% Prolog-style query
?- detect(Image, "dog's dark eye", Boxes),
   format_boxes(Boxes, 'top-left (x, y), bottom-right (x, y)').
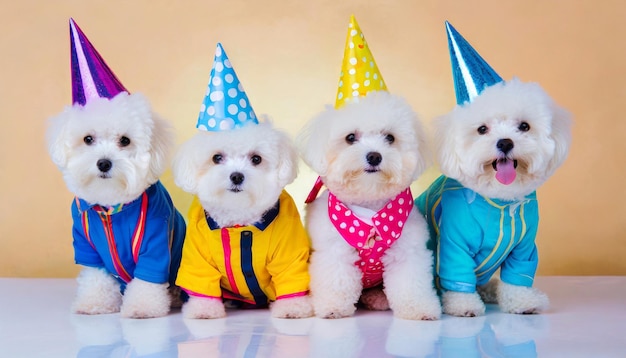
top-left (212, 154), bottom-right (223, 164)
top-left (119, 136), bottom-right (131, 147)
top-left (83, 135), bottom-right (94, 145)
top-left (518, 122), bottom-right (531, 132)
top-left (385, 134), bottom-right (395, 144)
top-left (345, 133), bottom-right (357, 144)
top-left (250, 155), bottom-right (262, 166)
top-left (477, 125), bottom-right (489, 135)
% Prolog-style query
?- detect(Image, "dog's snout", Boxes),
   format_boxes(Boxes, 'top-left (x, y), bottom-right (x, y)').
top-left (230, 172), bottom-right (245, 185)
top-left (97, 159), bottom-right (112, 173)
top-left (366, 152), bottom-right (382, 166)
top-left (496, 139), bottom-right (514, 154)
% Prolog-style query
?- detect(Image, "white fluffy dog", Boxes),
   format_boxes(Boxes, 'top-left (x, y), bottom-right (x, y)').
top-left (47, 92), bottom-right (186, 318)
top-left (298, 91), bottom-right (441, 320)
top-left (173, 122), bottom-right (313, 319)
top-left (416, 78), bottom-right (572, 316)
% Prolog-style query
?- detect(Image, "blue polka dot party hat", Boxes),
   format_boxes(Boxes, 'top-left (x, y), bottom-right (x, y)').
top-left (197, 43), bottom-right (258, 131)
top-left (445, 21), bottom-right (503, 105)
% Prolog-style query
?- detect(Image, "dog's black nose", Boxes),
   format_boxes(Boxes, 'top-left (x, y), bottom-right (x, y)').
top-left (366, 152), bottom-right (382, 167)
top-left (230, 172), bottom-right (245, 185)
top-left (496, 139), bottom-right (514, 154)
top-left (97, 159), bottom-right (112, 173)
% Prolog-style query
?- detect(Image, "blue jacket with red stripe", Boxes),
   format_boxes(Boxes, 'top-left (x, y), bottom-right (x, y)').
top-left (71, 181), bottom-right (186, 287)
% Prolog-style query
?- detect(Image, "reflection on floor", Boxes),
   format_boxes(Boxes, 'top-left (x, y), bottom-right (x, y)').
top-left (1, 277), bottom-right (625, 357)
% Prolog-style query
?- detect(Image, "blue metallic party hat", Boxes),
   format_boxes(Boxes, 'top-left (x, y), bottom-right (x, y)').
top-left (196, 43), bottom-right (258, 131)
top-left (445, 21), bottom-right (503, 105)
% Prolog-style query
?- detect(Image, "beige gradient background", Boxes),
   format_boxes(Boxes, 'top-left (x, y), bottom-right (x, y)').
top-left (1, 1), bottom-right (624, 278)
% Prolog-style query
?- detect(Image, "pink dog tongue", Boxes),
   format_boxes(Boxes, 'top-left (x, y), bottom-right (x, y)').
top-left (495, 160), bottom-right (516, 185)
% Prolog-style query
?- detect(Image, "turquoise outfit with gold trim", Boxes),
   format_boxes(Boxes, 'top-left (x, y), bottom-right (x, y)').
top-left (415, 176), bottom-right (539, 293)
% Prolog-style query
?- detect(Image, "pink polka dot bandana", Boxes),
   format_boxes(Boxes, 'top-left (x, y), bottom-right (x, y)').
top-left (328, 188), bottom-right (413, 288)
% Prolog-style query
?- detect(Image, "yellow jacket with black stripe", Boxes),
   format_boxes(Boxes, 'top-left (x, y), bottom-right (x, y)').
top-left (176, 191), bottom-right (310, 304)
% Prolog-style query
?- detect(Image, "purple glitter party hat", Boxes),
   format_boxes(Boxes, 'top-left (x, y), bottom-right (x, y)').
top-left (69, 18), bottom-right (128, 105)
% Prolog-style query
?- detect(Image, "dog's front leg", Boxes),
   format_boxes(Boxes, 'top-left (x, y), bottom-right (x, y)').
top-left (442, 290), bottom-right (485, 317)
top-left (72, 266), bottom-right (122, 315)
top-left (270, 295), bottom-right (314, 319)
top-left (182, 296), bottom-right (226, 319)
top-left (496, 231), bottom-right (548, 314)
top-left (382, 234), bottom-right (441, 320)
top-left (309, 246), bottom-right (362, 318)
top-left (120, 278), bottom-right (171, 318)
top-left (497, 281), bottom-right (549, 314)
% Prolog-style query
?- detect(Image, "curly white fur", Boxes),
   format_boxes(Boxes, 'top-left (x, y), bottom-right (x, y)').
top-left (72, 267), bottom-right (122, 315)
top-left (182, 296), bottom-right (226, 319)
top-left (298, 91), bottom-right (441, 320)
top-left (432, 79), bottom-right (571, 316)
top-left (173, 122), bottom-right (297, 227)
top-left (434, 78), bottom-right (571, 201)
top-left (47, 93), bottom-right (172, 206)
top-left (497, 281), bottom-right (549, 314)
top-left (299, 92), bottom-right (430, 204)
top-left (47, 92), bottom-right (175, 318)
top-left (441, 291), bottom-right (485, 317)
top-left (270, 296), bottom-right (314, 319)
top-left (173, 122), bottom-right (313, 318)
top-left (120, 278), bottom-right (171, 318)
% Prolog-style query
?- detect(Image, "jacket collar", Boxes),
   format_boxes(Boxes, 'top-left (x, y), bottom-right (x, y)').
top-left (205, 200), bottom-right (280, 232)
top-left (74, 182), bottom-right (158, 215)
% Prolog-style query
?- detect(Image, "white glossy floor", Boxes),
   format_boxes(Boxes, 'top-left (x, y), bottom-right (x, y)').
top-left (1, 277), bottom-right (625, 357)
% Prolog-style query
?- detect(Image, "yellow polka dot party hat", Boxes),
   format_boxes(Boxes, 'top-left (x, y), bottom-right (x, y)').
top-left (335, 15), bottom-right (387, 109)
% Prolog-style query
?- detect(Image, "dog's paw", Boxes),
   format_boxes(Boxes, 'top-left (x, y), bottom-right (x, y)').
top-left (182, 296), bottom-right (226, 319)
top-left (497, 282), bottom-right (549, 314)
top-left (270, 296), bottom-right (314, 319)
top-left (72, 267), bottom-right (122, 315)
top-left (359, 287), bottom-right (389, 311)
top-left (391, 294), bottom-right (442, 321)
top-left (312, 298), bottom-right (357, 319)
top-left (442, 291), bottom-right (486, 317)
top-left (120, 279), bottom-right (171, 319)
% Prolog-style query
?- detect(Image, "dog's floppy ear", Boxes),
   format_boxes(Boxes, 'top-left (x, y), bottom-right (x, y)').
top-left (433, 112), bottom-right (464, 180)
top-left (275, 130), bottom-right (298, 187)
top-left (46, 110), bottom-right (71, 168)
top-left (172, 134), bottom-right (203, 194)
top-left (148, 113), bottom-right (174, 181)
top-left (123, 93), bottom-right (174, 182)
top-left (296, 108), bottom-right (332, 176)
top-left (409, 113), bottom-right (432, 181)
top-left (547, 104), bottom-right (572, 174)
